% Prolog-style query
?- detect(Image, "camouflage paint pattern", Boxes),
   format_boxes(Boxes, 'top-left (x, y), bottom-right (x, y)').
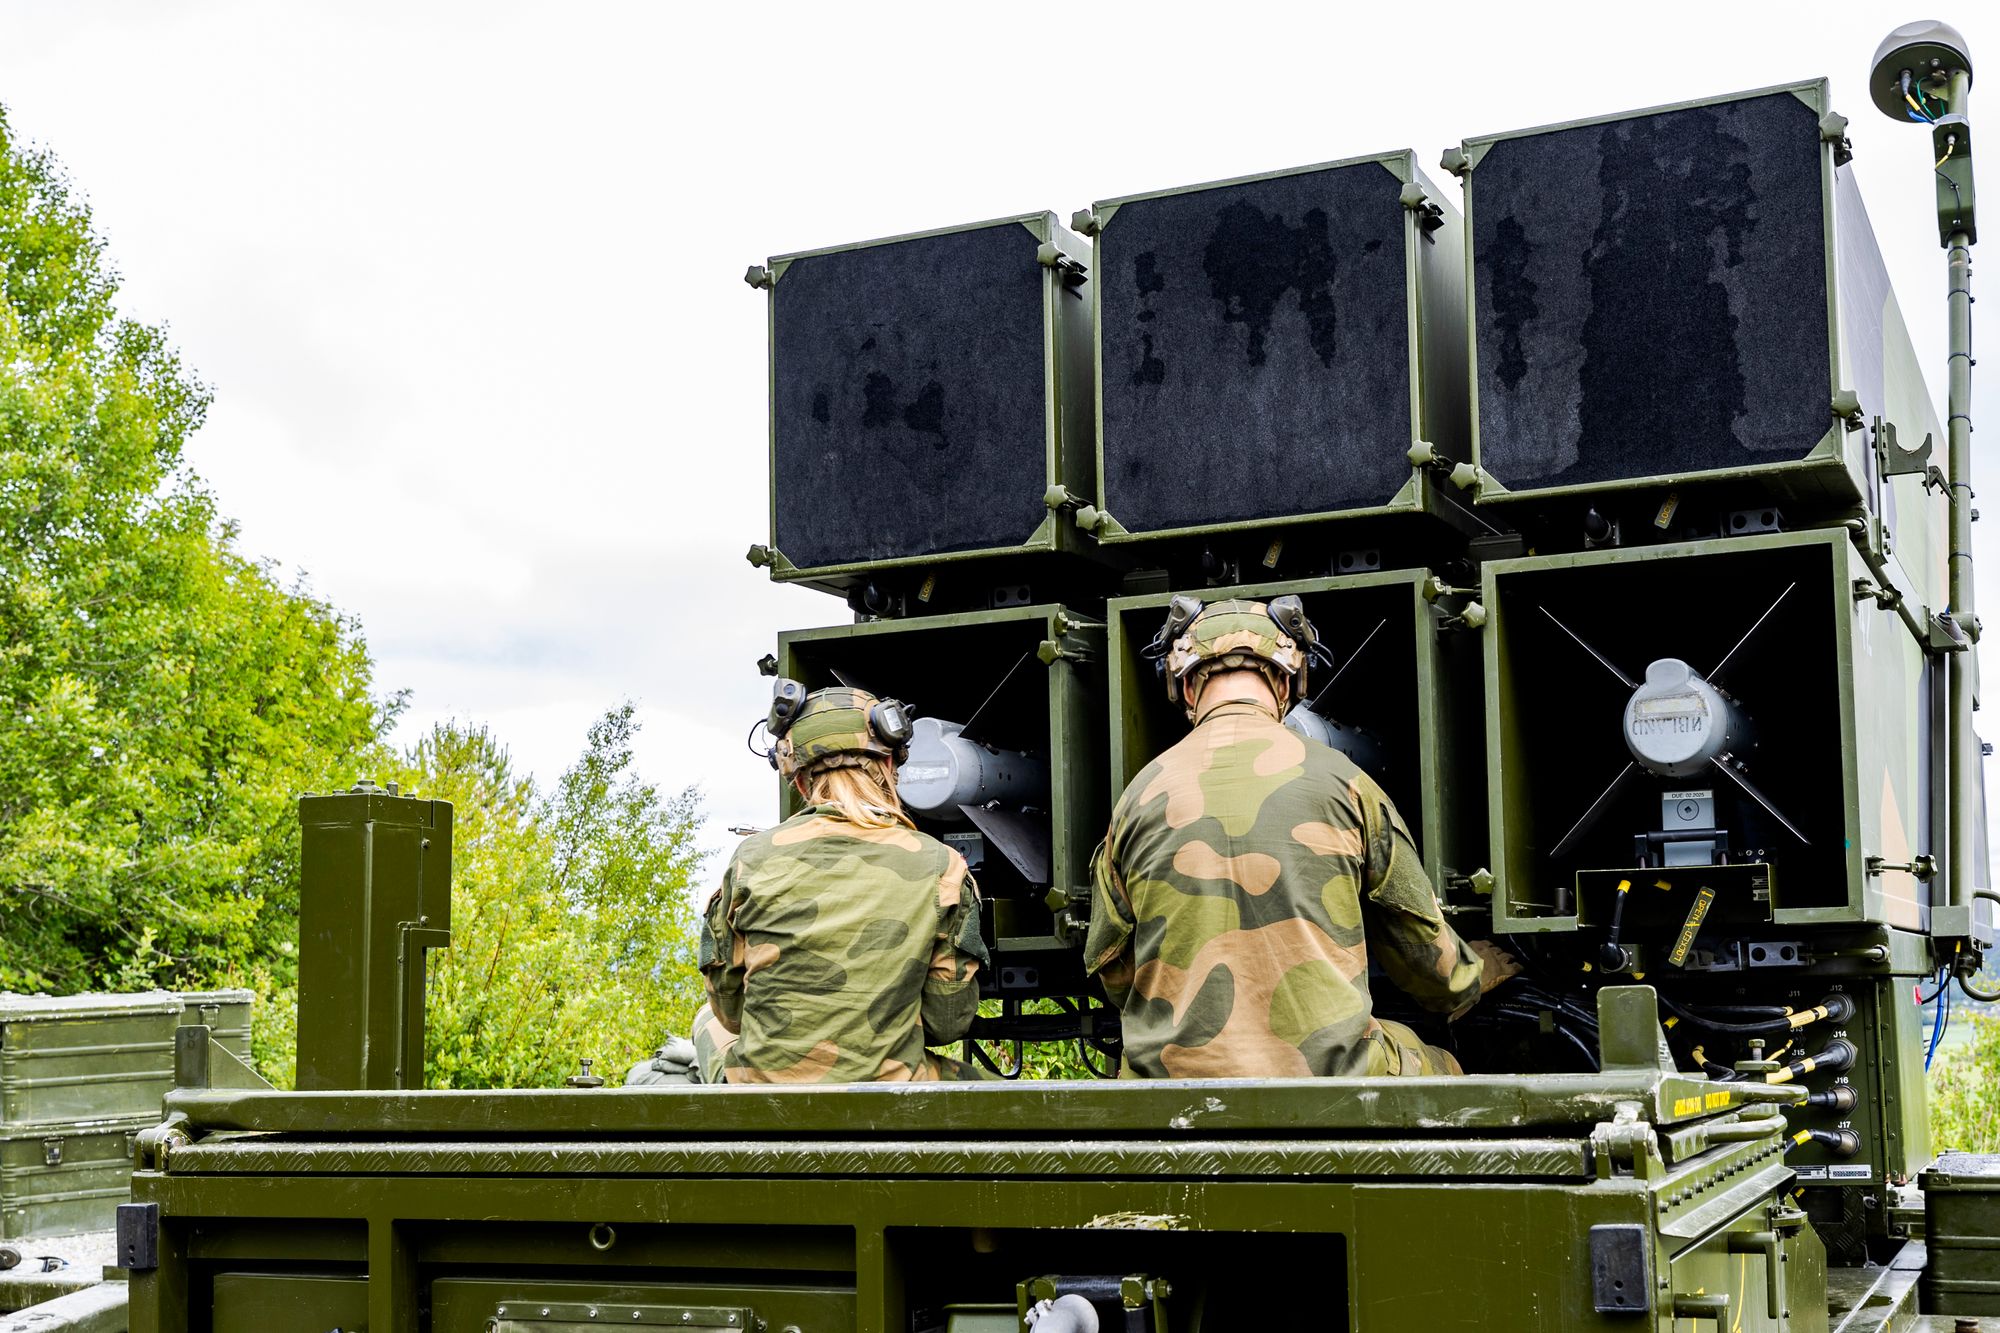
top-left (1163, 599), bottom-right (1307, 703)
top-left (1088, 700), bottom-right (1483, 1078)
top-left (700, 804), bottom-right (991, 1083)
top-left (773, 687), bottom-right (903, 779)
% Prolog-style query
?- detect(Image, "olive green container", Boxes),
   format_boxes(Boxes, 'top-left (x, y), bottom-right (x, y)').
top-left (1, 1113), bottom-right (153, 1241)
top-left (176, 989), bottom-right (255, 1063)
top-left (0, 991), bottom-right (181, 1239)
top-left (1921, 1152), bottom-right (2000, 1315)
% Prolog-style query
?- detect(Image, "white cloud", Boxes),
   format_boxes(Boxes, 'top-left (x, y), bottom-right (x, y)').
top-left (2, 0), bottom-right (1994, 881)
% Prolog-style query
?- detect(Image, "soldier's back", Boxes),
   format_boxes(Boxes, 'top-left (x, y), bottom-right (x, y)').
top-left (713, 806), bottom-right (967, 1082)
top-left (1102, 701), bottom-right (1390, 1078)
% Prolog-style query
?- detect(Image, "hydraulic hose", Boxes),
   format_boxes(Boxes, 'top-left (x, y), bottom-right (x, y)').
top-left (1763, 1040), bottom-right (1857, 1085)
top-left (1660, 993), bottom-right (1854, 1036)
top-left (1792, 1127), bottom-right (1862, 1157)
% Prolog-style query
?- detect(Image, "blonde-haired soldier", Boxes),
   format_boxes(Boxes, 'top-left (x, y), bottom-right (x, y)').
top-left (698, 685), bottom-right (989, 1083)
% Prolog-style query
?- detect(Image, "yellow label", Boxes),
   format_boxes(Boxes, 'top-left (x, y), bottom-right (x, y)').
top-left (1672, 1091), bottom-right (1733, 1118)
top-left (918, 574), bottom-right (937, 603)
top-left (1668, 886), bottom-right (1717, 967)
top-left (1262, 540), bottom-right (1283, 569)
top-left (1655, 492), bottom-right (1680, 528)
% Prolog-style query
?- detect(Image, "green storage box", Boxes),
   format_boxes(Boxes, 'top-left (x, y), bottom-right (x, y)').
top-left (1, 1113), bottom-right (151, 1241)
top-left (1, 992), bottom-right (181, 1240)
top-left (0, 993), bottom-right (179, 1127)
top-left (176, 988), bottom-right (255, 1063)
top-left (1921, 1152), bottom-right (2000, 1316)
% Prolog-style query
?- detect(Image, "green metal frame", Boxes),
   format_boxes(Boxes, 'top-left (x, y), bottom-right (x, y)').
top-left (124, 990), bottom-right (1829, 1333)
top-left (1482, 528), bottom-right (1933, 935)
top-left (776, 603), bottom-right (1105, 911)
top-left (1081, 151), bottom-right (1471, 546)
top-left (1105, 567), bottom-right (1484, 893)
top-left (757, 213), bottom-right (1098, 588)
top-left (1456, 79), bottom-right (1920, 522)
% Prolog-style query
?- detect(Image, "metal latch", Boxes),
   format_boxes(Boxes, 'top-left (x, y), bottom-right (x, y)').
top-left (42, 1137), bottom-right (62, 1166)
top-left (492, 1305), bottom-right (759, 1330)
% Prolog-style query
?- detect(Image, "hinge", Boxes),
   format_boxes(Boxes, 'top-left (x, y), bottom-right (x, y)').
top-left (1820, 111), bottom-right (1854, 168)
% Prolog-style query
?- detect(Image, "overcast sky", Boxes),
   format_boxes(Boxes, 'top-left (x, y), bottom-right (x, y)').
top-left (1, 1), bottom-right (1994, 878)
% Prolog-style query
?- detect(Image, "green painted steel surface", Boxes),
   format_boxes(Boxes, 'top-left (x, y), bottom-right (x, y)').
top-left (1107, 568), bottom-right (1484, 895)
top-left (1481, 528), bottom-right (1932, 934)
top-left (295, 786), bottom-right (452, 1092)
top-left (1080, 150), bottom-right (1468, 548)
top-left (778, 604), bottom-right (1105, 1004)
top-left (170, 994), bottom-right (252, 1066)
top-left (754, 213), bottom-right (1103, 599)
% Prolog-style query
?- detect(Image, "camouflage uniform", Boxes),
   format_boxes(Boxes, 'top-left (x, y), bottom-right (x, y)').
top-left (699, 803), bottom-right (991, 1083)
top-left (1087, 698), bottom-right (1483, 1078)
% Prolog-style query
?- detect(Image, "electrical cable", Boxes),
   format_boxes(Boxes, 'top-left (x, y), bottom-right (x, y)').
top-left (1075, 1037), bottom-right (1116, 1080)
top-left (1925, 967), bottom-right (1950, 1071)
top-left (1958, 971), bottom-right (2000, 1003)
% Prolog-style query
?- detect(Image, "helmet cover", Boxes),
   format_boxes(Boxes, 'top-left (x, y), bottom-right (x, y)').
top-left (772, 687), bottom-right (909, 779)
top-left (1162, 598), bottom-right (1312, 707)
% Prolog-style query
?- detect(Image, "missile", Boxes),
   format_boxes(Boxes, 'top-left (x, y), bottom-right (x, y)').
top-left (896, 716), bottom-right (1050, 822)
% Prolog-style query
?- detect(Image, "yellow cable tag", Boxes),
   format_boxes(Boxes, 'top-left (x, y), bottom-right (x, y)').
top-left (1668, 886), bottom-right (1716, 967)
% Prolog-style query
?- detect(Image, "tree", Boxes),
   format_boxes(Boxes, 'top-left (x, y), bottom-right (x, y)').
top-left (0, 105), bottom-right (387, 990)
top-left (383, 706), bottom-right (708, 1090)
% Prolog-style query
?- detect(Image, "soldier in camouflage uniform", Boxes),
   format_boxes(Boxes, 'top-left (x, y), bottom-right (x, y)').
top-left (699, 685), bottom-right (990, 1083)
top-left (1088, 597), bottom-right (1514, 1079)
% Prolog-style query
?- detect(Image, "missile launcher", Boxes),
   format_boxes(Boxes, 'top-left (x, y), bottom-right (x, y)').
top-left (105, 20), bottom-right (1997, 1332)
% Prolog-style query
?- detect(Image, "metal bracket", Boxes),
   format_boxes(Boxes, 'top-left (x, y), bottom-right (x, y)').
top-left (1866, 853), bottom-right (1939, 880)
top-left (1398, 181), bottom-right (1445, 235)
top-left (1873, 418), bottom-right (1935, 478)
top-left (116, 1202), bottom-right (159, 1272)
top-left (1819, 111), bottom-right (1854, 168)
top-left (1036, 241), bottom-right (1089, 287)
top-left (1589, 1224), bottom-right (1652, 1316)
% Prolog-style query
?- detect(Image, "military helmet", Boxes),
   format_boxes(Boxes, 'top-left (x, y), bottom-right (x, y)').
top-left (765, 681), bottom-right (914, 779)
top-left (1158, 595), bottom-right (1319, 707)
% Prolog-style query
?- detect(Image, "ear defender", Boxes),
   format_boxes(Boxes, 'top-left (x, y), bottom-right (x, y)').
top-left (768, 678), bottom-right (809, 737)
top-left (869, 697), bottom-right (915, 756)
top-left (1154, 595), bottom-right (1206, 705)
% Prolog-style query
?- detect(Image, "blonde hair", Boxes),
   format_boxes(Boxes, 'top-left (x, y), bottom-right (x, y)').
top-left (798, 755), bottom-right (913, 830)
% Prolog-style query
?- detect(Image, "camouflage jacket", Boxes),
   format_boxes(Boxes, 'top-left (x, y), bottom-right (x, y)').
top-left (700, 804), bottom-right (990, 1083)
top-left (1086, 700), bottom-right (1483, 1078)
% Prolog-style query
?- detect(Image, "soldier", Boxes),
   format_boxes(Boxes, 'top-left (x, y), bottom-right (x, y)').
top-left (1087, 597), bottom-right (1516, 1078)
top-left (698, 684), bottom-right (990, 1082)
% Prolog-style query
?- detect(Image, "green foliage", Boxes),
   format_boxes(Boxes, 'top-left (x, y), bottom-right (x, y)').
top-left (971, 999), bottom-right (1115, 1081)
top-left (0, 105), bottom-right (386, 992)
top-left (386, 706), bottom-right (708, 1090)
top-left (1931, 1009), bottom-right (2000, 1153)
